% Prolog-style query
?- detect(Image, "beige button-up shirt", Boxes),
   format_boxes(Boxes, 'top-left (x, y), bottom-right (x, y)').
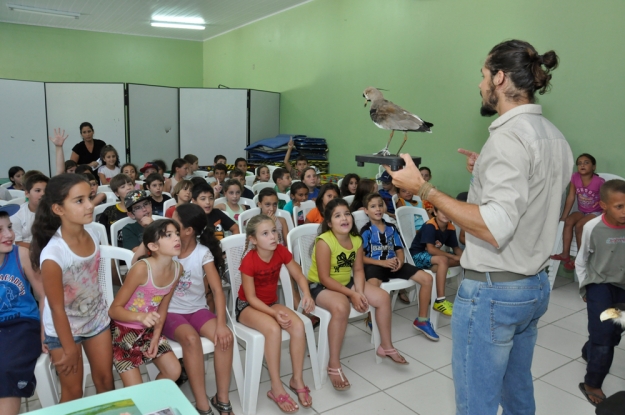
top-left (460, 104), bottom-right (574, 275)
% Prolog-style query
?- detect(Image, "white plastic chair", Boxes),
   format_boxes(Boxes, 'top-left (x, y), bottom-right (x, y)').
top-left (252, 182), bottom-right (274, 194)
top-left (8, 189), bottom-right (25, 199)
top-left (337, 178), bottom-right (343, 188)
top-left (221, 234), bottom-right (321, 415)
top-left (245, 175), bottom-right (256, 187)
top-left (110, 215), bottom-right (165, 275)
top-left (395, 206), bottom-right (462, 329)
top-left (163, 198), bottom-right (176, 215)
top-left (343, 194), bottom-right (355, 205)
top-left (162, 192), bottom-right (172, 198)
top-left (101, 191), bottom-right (117, 204)
top-left (0, 182), bottom-right (11, 189)
top-left (293, 200), bottom-right (315, 226)
top-left (547, 172), bottom-right (625, 289)
top-left (252, 193), bottom-right (289, 206)
top-left (194, 170), bottom-right (209, 178)
top-left (34, 246), bottom-right (134, 407)
top-left (85, 222), bottom-right (110, 246)
top-left (238, 208), bottom-right (294, 235)
top-left (8, 197), bottom-right (26, 205)
top-left (286, 224), bottom-right (381, 386)
top-left (391, 193), bottom-right (423, 212)
top-left (96, 185), bottom-right (111, 194)
top-left (0, 200), bottom-right (7, 206)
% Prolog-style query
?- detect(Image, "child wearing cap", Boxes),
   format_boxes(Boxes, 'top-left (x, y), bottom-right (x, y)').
top-left (139, 162), bottom-right (159, 185)
top-left (122, 190), bottom-right (154, 252)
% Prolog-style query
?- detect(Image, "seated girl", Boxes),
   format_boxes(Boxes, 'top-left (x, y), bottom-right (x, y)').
top-left (305, 183), bottom-right (339, 224)
top-left (340, 173), bottom-right (360, 197)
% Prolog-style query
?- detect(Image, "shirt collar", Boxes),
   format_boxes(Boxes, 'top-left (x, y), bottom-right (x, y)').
top-left (488, 104), bottom-right (542, 132)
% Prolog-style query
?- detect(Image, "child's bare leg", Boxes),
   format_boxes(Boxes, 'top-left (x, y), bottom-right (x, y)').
top-left (119, 367), bottom-right (143, 387)
top-left (0, 398), bottom-right (20, 415)
top-left (175, 323), bottom-right (210, 411)
top-left (574, 214), bottom-right (597, 251)
top-left (290, 276), bottom-right (302, 308)
top-left (82, 329), bottom-right (114, 394)
top-left (561, 212), bottom-right (584, 257)
top-left (273, 305), bottom-right (311, 406)
top-left (368, 278), bottom-right (382, 288)
top-left (315, 290), bottom-right (351, 388)
top-left (199, 319), bottom-right (234, 407)
top-left (239, 307), bottom-right (297, 412)
top-left (362, 282), bottom-right (392, 348)
top-left (50, 345), bottom-right (85, 402)
top-left (411, 270), bottom-right (433, 318)
top-left (430, 256), bottom-right (449, 298)
top-left (153, 351), bottom-right (182, 381)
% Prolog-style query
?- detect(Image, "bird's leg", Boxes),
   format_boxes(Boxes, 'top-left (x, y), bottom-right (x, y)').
top-left (395, 132), bottom-right (408, 154)
top-left (376, 130), bottom-right (395, 156)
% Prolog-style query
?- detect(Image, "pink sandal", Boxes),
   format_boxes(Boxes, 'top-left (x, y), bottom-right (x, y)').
top-left (550, 253), bottom-right (570, 261)
top-left (563, 257), bottom-right (576, 271)
top-left (288, 384), bottom-right (312, 407)
top-left (267, 390), bottom-right (299, 413)
top-left (376, 345), bottom-right (409, 365)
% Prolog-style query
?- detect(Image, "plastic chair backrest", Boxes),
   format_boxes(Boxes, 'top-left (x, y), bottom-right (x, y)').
top-left (240, 197), bottom-right (255, 207)
top-left (343, 195), bottom-right (355, 205)
top-left (221, 234), bottom-right (248, 316)
top-left (162, 192), bottom-right (172, 198)
top-left (8, 189), bottom-right (25, 199)
top-left (85, 222), bottom-right (109, 246)
top-left (0, 182), bottom-right (11, 189)
top-left (110, 217), bottom-right (134, 248)
top-left (8, 197), bottom-right (26, 205)
top-left (253, 182), bottom-right (275, 194)
top-left (277, 210), bottom-right (295, 232)
top-left (395, 206), bottom-right (429, 247)
top-left (245, 176), bottom-right (255, 187)
top-left (97, 185), bottom-right (111, 194)
top-left (102, 192), bottom-right (117, 204)
top-left (598, 172), bottom-right (625, 182)
top-left (293, 200), bottom-right (315, 226)
top-left (93, 202), bottom-right (115, 222)
top-left (97, 245), bottom-right (134, 306)
top-left (352, 210), bottom-right (370, 232)
top-left (194, 171), bottom-right (209, 178)
top-left (277, 193), bottom-right (290, 204)
top-left (163, 198), bottom-right (176, 215)
top-left (286, 224), bottom-right (319, 275)
top-left (238, 208), bottom-right (261, 234)
top-left (337, 178), bottom-right (343, 188)
top-left (0, 200), bottom-right (7, 206)
top-left (214, 197), bottom-right (226, 207)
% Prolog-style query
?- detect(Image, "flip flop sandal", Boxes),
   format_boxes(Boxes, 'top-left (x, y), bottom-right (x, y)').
top-left (578, 382), bottom-right (604, 407)
top-left (210, 395), bottom-right (234, 415)
top-left (288, 384), bottom-right (312, 407)
top-left (327, 367), bottom-right (351, 391)
top-left (563, 257), bottom-right (576, 271)
top-left (550, 253), bottom-right (570, 261)
top-left (267, 390), bottom-right (299, 413)
top-left (376, 345), bottom-right (409, 365)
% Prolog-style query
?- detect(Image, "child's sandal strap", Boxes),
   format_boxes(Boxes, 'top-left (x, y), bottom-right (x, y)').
top-left (210, 395), bottom-right (233, 415)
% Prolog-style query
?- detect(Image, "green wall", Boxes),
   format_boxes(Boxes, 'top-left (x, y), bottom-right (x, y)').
top-left (0, 23), bottom-right (202, 87)
top-left (203, 0), bottom-right (625, 196)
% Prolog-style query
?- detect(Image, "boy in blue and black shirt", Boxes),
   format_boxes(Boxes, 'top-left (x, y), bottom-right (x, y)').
top-left (361, 193), bottom-right (439, 341)
top-left (409, 206), bottom-right (462, 317)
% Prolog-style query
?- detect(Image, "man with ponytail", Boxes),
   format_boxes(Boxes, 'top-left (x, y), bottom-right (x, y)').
top-left (386, 40), bottom-right (574, 414)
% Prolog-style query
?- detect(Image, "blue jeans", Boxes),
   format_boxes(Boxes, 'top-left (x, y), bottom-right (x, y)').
top-left (451, 271), bottom-right (550, 415)
top-left (582, 283), bottom-right (625, 388)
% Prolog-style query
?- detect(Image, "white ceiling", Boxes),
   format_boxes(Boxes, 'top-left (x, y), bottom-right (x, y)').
top-left (0, 0), bottom-right (312, 41)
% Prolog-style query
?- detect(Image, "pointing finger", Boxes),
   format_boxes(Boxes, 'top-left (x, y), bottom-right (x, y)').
top-left (458, 148), bottom-right (475, 157)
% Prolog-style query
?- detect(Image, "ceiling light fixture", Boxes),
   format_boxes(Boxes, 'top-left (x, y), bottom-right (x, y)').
top-left (152, 15), bottom-right (205, 25)
top-left (150, 21), bottom-right (205, 30)
top-left (7, 3), bottom-right (80, 19)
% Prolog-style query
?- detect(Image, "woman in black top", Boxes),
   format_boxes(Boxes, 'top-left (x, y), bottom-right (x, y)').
top-left (70, 122), bottom-right (107, 168)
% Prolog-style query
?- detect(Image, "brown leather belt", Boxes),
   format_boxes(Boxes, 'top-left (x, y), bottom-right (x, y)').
top-left (464, 269), bottom-right (540, 283)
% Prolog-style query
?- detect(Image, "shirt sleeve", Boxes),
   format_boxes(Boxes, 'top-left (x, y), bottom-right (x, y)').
top-left (217, 210), bottom-right (236, 231)
top-left (239, 250), bottom-right (256, 277)
top-left (446, 227), bottom-right (459, 248)
top-left (201, 248), bottom-right (214, 265)
top-left (420, 223), bottom-right (437, 246)
top-left (122, 224), bottom-right (140, 250)
top-left (575, 219), bottom-right (598, 292)
top-left (276, 244), bottom-right (293, 264)
top-left (392, 226), bottom-right (404, 249)
top-left (477, 131), bottom-right (531, 249)
top-left (361, 228), bottom-right (372, 257)
top-left (40, 240), bottom-right (64, 269)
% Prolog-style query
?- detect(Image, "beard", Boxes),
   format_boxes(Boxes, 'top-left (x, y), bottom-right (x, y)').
top-left (480, 83), bottom-right (498, 117)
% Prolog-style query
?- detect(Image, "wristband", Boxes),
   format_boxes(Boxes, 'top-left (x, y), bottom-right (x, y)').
top-left (417, 182), bottom-right (435, 200)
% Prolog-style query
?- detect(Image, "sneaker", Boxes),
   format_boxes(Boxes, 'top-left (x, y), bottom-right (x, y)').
top-left (433, 300), bottom-right (453, 316)
top-left (413, 319), bottom-right (440, 341)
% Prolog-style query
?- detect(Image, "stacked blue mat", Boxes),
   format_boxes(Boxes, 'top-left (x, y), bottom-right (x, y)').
top-left (245, 134), bottom-right (328, 163)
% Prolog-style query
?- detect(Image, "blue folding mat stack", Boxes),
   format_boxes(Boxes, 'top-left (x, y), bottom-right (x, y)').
top-left (245, 134), bottom-right (328, 163)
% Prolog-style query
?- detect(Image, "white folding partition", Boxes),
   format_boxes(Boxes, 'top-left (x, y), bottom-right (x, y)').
top-left (249, 90), bottom-right (280, 144)
top-left (127, 84), bottom-right (179, 168)
top-left (46, 83), bottom-right (126, 174)
top-left (179, 88), bottom-right (248, 166)
top-left (0, 79), bottom-right (49, 176)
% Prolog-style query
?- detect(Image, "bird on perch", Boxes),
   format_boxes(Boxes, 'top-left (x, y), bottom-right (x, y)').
top-left (600, 304), bottom-right (625, 328)
top-left (363, 87), bottom-right (433, 156)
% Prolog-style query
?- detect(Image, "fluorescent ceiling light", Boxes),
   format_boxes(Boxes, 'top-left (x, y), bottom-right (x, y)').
top-left (150, 22), bottom-right (205, 30)
top-left (152, 15), bottom-right (205, 25)
top-left (7, 3), bottom-right (80, 19)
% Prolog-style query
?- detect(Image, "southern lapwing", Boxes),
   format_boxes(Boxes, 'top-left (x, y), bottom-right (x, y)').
top-left (600, 304), bottom-right (625, 328)
top-left (363, 87), bottom-right (433, 155)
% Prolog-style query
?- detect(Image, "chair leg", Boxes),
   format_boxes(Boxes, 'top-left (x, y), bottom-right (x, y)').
top-left (231, 343), bottom-right (245, 406)
top-left (369, 307), bottom-right (382, 364)
top-left (316, 314), bottom-right (331, 386)
top-left (34, 354), bottom-right (58, 407)
top-left (242, 337), bottom-right (265, 415)
top-left (303, 318), bottom-right (322, 390)
top-left (429, 273), bottom-right (440, 330)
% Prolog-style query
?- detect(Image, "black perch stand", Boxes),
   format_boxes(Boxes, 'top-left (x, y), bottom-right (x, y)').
top-left (355, 154), bottom-right (421, 171)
